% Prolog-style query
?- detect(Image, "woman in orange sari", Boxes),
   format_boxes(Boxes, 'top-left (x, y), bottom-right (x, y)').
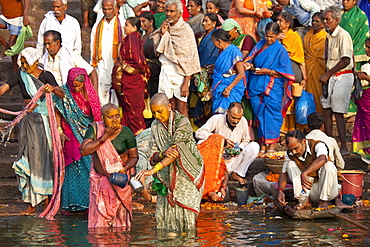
top-left (228, 0), bottom-right (269, 41)
top-left (304, 12), bottom-right (326, 113)
top-left (112, 17), bottom-right (150, 136)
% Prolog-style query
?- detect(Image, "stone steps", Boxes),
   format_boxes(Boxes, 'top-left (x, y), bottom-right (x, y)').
top-left (0, 179), bottom-right (21, 200)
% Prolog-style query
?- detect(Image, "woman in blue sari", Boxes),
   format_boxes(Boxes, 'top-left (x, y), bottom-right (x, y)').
top-left (211, 29), bottom-right (245, 114)
top-left (199, 13), bottom-right (220, 68)
top-left (244, 22), bottom-right (294, 154)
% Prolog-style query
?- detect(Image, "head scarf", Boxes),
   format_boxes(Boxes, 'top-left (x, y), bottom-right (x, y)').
top-left (222, 19), bottom-right (242, 33)
top-left (17, 47), bottom-right (41, 69)
top-left (66, 67), bottom-right (102, 121)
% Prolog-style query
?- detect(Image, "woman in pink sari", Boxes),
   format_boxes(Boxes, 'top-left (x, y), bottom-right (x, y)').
top-left (54, 67), bottom-right (102, 216)
top-left (80, 103), bottom-right (138, 228)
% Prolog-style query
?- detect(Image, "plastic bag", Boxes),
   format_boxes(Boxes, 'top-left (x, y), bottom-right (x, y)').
top-left (257, 18), bottom-right (273, 40)
top-left (295, 90), bottom-right (316, 124)
top-left (352, 74), bottom-right (363, 101)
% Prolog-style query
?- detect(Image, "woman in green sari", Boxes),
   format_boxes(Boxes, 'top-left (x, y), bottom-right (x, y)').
top-left (135, 93), bottom-right (204, 232)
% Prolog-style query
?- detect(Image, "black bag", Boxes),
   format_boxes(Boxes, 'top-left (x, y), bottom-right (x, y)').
top-left (352, 74), bottom-right (363, 101)
top-left (291, 59), bottom-right (303, 83)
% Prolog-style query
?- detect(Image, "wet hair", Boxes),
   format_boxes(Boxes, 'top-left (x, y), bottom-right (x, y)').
top-left (206, 0), bottom-right (220, 9)
top-left (75, 74), bottom-right (85, 82)
top-left (166, 0), bottom-right (183, 13)
top-left (312, 11), bottom-right (324, 22)
top-left (150, 93), bottom-right (170, 106)
top-left (278, 12), bottom-right (294, 29)
top-left (43, 30), bottom-right (62, 44)
top-left (204, 13), bottom-right (221, 27)
top-left (324, 6), bottom-right (342, 23)
top-left (228, 102), bottom-right (244, 112)
top-left (366, 37), bottom-right (370, 44)
top-left (140, 11), bottom-right (155, 29)
top-left (307, 112), bottom-right (324, 130)
top-left (126, 17), bottom-right (141, 31)
top-left (265, 22), bottom-right (280, 35)
top-left (285, 130), bottom-right (305, 145)
top-left (211, 29), bottom-right (231, 42)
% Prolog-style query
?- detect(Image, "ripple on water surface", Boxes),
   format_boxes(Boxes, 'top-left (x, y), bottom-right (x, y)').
top-left (0, 208), bottom-right (368, 246)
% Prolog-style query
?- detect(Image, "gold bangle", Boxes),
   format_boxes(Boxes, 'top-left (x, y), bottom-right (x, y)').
top-left (57, 127), bottom-right (63, 134)
top-left (153, 162), bottom-right (164, 173)
top-left (224, 88), bottom-right (230, 92)
top-left (158, 151), bottom-right (164, 159)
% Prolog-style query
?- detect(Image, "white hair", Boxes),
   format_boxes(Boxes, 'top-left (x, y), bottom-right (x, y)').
top-left (324, 6), bottom-right (342, 22)
top-left (52, 0), bottom-right (68, 5)
top-left (165, 0), bottom-right (183, 13)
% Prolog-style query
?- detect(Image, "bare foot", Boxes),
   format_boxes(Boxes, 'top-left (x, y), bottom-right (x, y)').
top-left (132, 202), bottom-right (144, 210)
top-left (295, 199), bottom-right (312, 210)
top-left (43, 197), bottom-right (50, 211)
top-left (20, 205), bottom-right (36, 215)
top-left (231, 172), bottom-right (247, 185)
top-left (335, 198), bottom-right (353, 209)
top-left (317, 200), bottom-right (329, 209)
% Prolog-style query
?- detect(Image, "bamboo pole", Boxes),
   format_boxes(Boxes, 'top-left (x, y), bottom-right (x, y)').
top-left (329, 211), bottom-right (369, 231)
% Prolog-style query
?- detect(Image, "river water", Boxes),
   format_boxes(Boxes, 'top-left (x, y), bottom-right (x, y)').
top-left (0, 207), bottom-right (368, 246)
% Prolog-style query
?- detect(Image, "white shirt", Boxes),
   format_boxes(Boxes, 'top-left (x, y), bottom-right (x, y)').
top-left (37, 11), bottom-right (82, 57)
top-left (44, 48), bottom-right (94, 86)
top-left (313, 0), bottom-right (342, 10)
top-left (195, 114), bottom-right (254, 150)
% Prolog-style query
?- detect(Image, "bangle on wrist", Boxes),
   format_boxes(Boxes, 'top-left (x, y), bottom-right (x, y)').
top-left (98, 138), bottom-right (105, 145)
top-left (277, 188), bottom-right (284, 192)
top-left (57, 126), bottom-right (63, 134)
top-left (153, 162), bottom-right (164, 173)
top-left (224, 88), bottom-right (230, 92)
top-left (158, 151), bottom-right (164, 159)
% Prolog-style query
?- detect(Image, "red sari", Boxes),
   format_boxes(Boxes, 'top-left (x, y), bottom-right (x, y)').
top-left (112, 32), bottom-right (150, 135)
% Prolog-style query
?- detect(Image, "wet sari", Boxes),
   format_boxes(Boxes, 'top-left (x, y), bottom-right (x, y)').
top-left (151, 110), bottom-right (204, 231)
top-left (53, 67), bottom-right (101, 211)
top-left (212, 44), bottom-right (245, 114)
top-left (245, 39), bottom-right (294, 144)
top-left (112, 31), bottom-right (150, 136)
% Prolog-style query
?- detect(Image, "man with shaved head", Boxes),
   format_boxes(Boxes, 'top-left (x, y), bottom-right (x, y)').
top-left (195, 102), bottom-right (259, 200)
top-left (135, 93), bottom-right (204, 231)
top-left (91, 0), bottom-right (125, 105)
top-left (80, 103), bottom-right (138, 228)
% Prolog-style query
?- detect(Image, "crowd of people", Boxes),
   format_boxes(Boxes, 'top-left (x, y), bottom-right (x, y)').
top-left (0, 0), bottom-right (370, 232)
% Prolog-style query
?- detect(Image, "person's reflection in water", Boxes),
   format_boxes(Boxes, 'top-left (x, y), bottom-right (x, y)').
top-left (156, 228), bottom-right (196, 246)
top-left (87, 227), bottom-right (132, 246)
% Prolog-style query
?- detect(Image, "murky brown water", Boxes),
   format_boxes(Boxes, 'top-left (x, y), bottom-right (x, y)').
top-left (0, 208), bottom-right (368, 246)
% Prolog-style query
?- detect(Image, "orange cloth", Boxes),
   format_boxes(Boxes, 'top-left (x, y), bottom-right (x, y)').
top-left (228, 0), bottom-right (268, 42)
top-left (197, 134), bottom-right (227, 198)
top-left (304, 29), bottom-right (327, 113)
top-left (281, 29), bottom-right (305, 64)
top-left (0, 0), bottom-right (23, 19)
top-left (92, 16), bottom-right (122, 68)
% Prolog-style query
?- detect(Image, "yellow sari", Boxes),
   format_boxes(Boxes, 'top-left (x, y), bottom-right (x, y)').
top-left (304, 29), bottom-right (327, 113)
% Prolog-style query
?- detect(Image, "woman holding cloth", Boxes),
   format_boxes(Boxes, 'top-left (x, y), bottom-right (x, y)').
top-left (53, 67), bottom-right (101, 215)
top-left (244, 22), bottom-right (294, 154)
top-left (0, 47), bottom-right (64, 215)
top-left (211, 29), bottom-right (245, 114)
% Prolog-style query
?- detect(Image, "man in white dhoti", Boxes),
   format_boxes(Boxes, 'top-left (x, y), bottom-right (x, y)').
top-left (90, 0), bottom-right (124, 105)
top-left (151, 0), bottom-right (200, 117)
top-left (41, 30), bottom-right (98, 88)
top-left (277, 130), bottom-right (340, 209)
top-left (36, 0), bottom-right (81, 57)
top-left (195, 102), bottom-right (259, 185)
